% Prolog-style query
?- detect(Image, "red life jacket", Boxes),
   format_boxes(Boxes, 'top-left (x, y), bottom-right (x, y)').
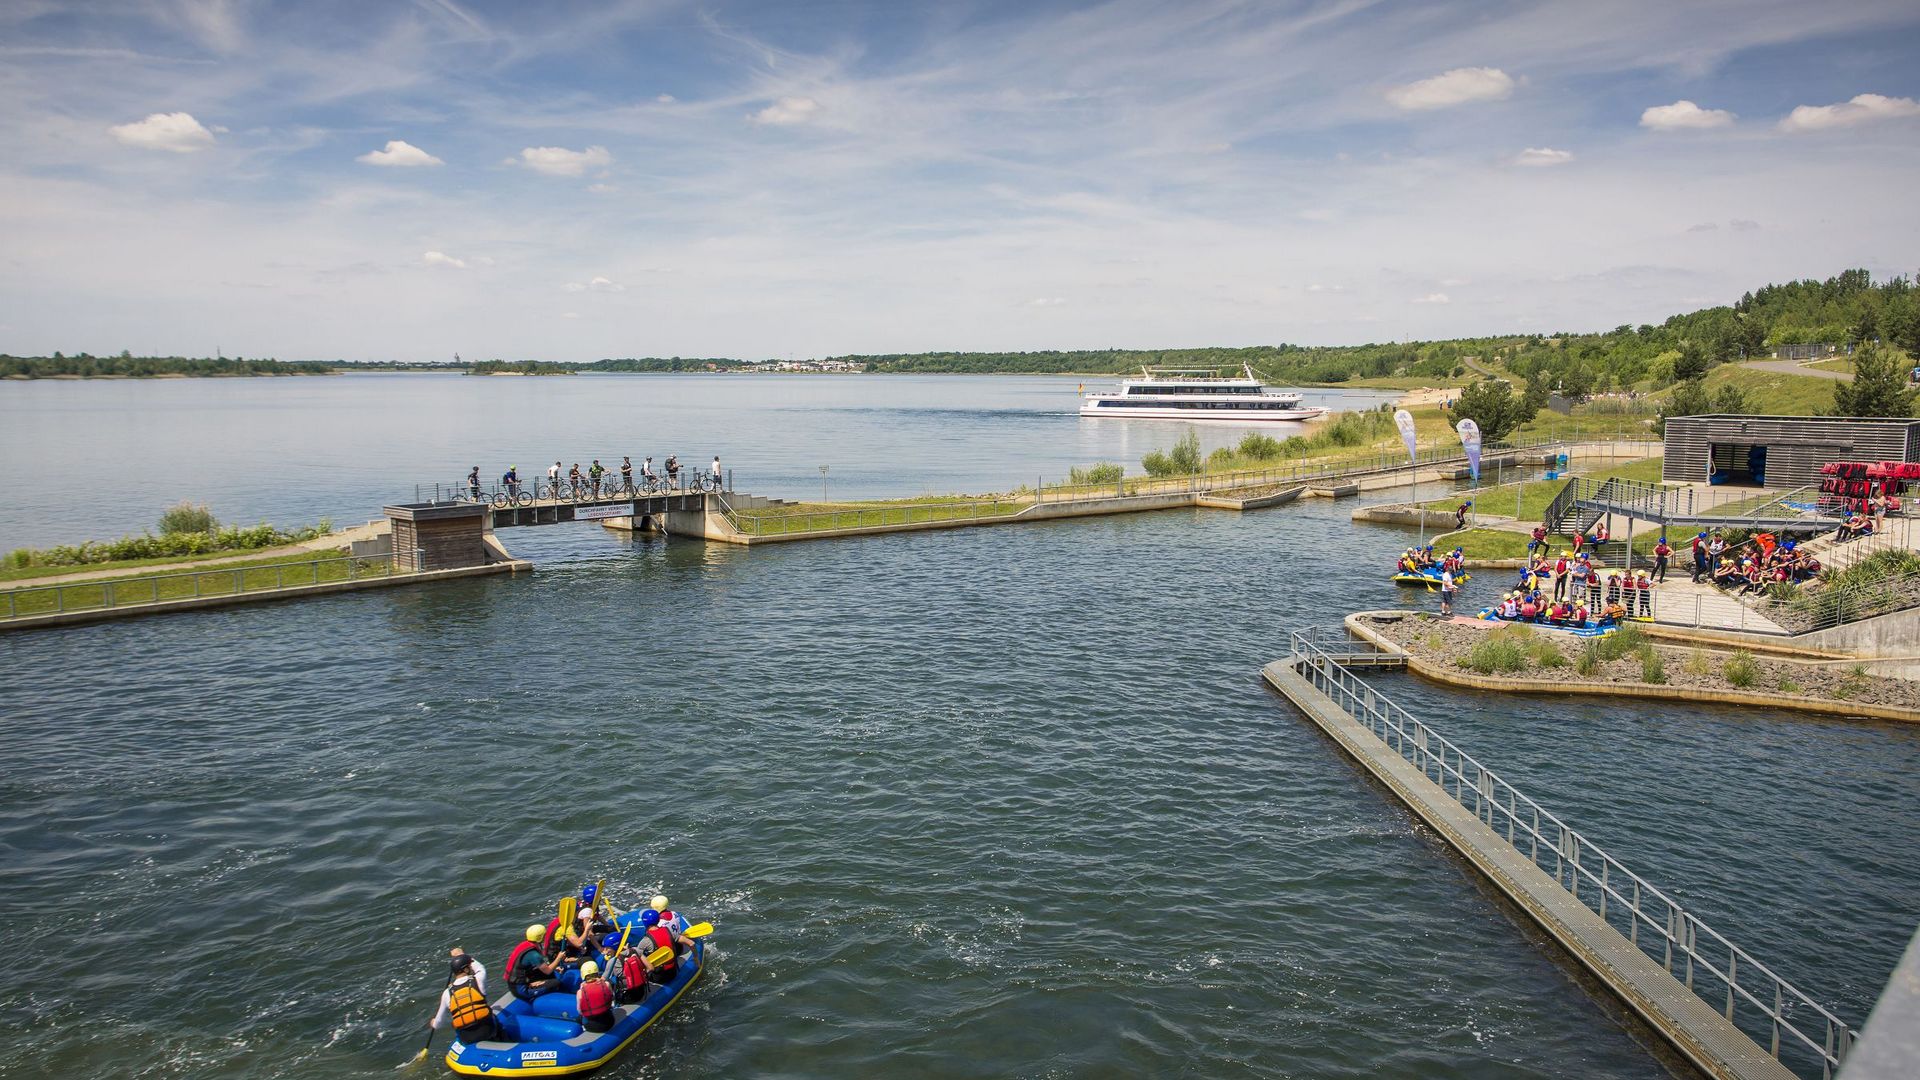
top-left (578, 977), bottom-right (614, 1019)
top-left (621, 953), bottom-right (646, 989)
top-left (542, 917), bottom-right (563, 956)
top-left (505, 941), bottom-right (542, 985)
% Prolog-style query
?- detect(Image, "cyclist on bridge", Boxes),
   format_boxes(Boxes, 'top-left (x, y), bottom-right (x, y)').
top-left (620, 456), bottom-right (634, 493)
top-left (711, 456), bottom-right (723, 488)
top-left (548, 462), bottom-right (561, 496)
top-left (501, 466), bottom-right (520, 499)
top-left (467, 467), bottom-right (480, 499)
top-left (589, 459), bottom-right (605, 496)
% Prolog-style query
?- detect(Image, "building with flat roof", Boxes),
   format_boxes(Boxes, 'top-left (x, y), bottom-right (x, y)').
top-left (1661, 415), bottom-right (1920, 489)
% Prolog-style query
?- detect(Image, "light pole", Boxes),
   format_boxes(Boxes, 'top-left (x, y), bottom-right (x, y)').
top-left (819, 465), bottom-right (829, 503)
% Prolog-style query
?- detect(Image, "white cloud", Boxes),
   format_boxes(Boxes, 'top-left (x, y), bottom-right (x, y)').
top-left (1412, 293), bottom-right (1451, 304)
top-left (357, 139), bottom-right (443, 167)
top-left (656, 94), bottom-right (677, 104)
top-left (1298, 208), bottom-right (1334, 222)
top-left (1640, 100), bottom-right (1734, 130)
top-left (108, 111), bottom-right (215, 152)
top-left (1386, 67), bottom-right (1514, 111)
top-left (563, 275), bottom-right (623, 293)
top-left (1511, 147), bottom-right (1573, 167)
top-left (587, 183), bottom-right (616, 194)
top-left (1779, 93), bottom-right (1920, 132)
top-left (1687, 222), bottom-right (1719, 233)
top-left (422, 251), bottom-right (467, 269)
top-left (561, 312), bottom-right (581, 319)
top-left (514, 145), bottom-right (612, 176)
top-left (1024, 297), bottom-right (1067, 307)
top-left (1730, 219), bottom-right (1761, 232)
top-left (751, 97), bottom-right (822, 125)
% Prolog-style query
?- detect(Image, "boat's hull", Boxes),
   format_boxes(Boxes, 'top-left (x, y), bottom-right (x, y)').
top-left (1078, 403), bottom-right (1326, 422)
top-left (446, 923), bottom-right (702, 1076)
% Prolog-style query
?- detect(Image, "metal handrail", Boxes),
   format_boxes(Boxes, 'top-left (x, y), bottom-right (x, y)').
top-left (718, 437), bottom-right (1661, 538)
top-left (1288, 630), bottom-right (1854, 1078)
top-left (0, 549), bottom-right (427, 621)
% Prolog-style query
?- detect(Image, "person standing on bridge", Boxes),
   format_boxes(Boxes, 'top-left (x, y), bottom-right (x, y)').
top-left (620, 456), bottom-right (634, 494)
top-left (548, 461), bottom-right (561, 497)
top-left (568, 463), bottom-right (583, 498)
top-left (502, 466), bottom-right (520, 499)
top-left (589, 459), bottom-right (605, 497)
top-left (468, 467), bottom-right (480, 500)
top-left (665, 456), bottom-right (680, 487)
top-left (711, 456), bottom-right (723, 489)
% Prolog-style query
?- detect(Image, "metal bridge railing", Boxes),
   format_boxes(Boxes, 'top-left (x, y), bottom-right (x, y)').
top-left (1288, 629), bottom-right (1855, 1079)
top-left (0, 549), bottom-right (426, 622)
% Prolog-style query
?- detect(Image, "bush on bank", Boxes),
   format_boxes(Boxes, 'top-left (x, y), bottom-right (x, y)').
top-left (5, 503), bottom-right (333, 569)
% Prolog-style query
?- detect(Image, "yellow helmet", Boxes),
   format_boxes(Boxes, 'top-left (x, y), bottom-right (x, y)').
top-left (526, 924), bottom-right (545, 943)
top-left (580, 960), bottom-right (600, 977)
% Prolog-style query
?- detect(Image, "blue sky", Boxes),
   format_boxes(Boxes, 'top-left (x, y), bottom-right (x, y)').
top-left (3, 0), bottom-right (1919, 361)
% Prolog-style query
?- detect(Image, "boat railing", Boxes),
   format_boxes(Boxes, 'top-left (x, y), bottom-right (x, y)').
top-left (1288, 628), bottom-right (1856, 1080)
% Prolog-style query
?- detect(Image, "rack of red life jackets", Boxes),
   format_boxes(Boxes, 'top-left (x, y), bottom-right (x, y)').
top-left (1817, 460), bottom-right (1916, 515)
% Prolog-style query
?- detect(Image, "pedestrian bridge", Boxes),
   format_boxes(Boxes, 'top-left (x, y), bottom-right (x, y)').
top-left (381, 484), bottom-right (770, 570)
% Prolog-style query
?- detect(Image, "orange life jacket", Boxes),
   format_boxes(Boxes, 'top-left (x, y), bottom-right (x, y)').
top-left (448, 979), bottom-right (491, 1029)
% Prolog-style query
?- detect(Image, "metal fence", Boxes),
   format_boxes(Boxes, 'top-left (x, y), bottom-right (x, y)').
top-left (717, 436), bottom-right (1661, 538)
top-left (409, 472), bottom-right (731, 506)
top-left (1, 549), bottom-right (425, 621)
top-left (1287, 629), bottom-right (1854, 1079)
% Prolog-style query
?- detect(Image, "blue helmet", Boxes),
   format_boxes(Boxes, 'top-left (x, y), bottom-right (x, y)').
top-left (580, 884), bottom-right (598, 905)
top-left (602, 932), bottom-right (622, 950)
top-left (640, 909), bottom-right (661, 927)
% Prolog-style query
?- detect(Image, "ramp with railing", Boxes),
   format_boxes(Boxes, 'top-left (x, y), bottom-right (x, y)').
top-left (1547, 476), bottom-right (1852, 536)
top-left (1266, 629), bottom-right (1854, 1080)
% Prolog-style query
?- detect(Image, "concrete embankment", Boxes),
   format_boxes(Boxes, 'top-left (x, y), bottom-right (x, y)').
top-left (0, 558), bottom-right (531, 633)
top-left (1264, 652), bottom-right (1803, 1080)
top-left (1343, 612), bottom-right (1920, 723)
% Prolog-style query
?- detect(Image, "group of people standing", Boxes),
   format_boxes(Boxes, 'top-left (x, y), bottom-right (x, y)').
top-left (427, 889), bottom-right (695, 1047)
top-left (468, 456), bottom-right (726, 500)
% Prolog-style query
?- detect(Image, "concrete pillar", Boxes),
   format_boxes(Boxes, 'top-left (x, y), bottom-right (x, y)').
top-left (383, 503), bottom-right (490, 570)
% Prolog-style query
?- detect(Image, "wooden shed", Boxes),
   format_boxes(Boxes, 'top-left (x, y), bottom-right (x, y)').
top-left (1661, 415), bottom-right (1920, 488)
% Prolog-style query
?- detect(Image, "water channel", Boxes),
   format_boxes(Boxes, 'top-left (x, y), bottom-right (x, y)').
top-left (0, 374), bottom-right (1915, 1079)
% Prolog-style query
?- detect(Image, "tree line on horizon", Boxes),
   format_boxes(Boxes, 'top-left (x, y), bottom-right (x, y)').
top-left (8, 268), bottom-right (1917, 388)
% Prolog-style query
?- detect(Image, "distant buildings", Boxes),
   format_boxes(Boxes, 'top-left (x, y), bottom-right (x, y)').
top-left (743, 358), bottom-right (867, 373)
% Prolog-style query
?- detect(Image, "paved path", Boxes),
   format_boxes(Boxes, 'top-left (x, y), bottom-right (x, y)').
top-left (1739, 358), bottom-right (1852, 381)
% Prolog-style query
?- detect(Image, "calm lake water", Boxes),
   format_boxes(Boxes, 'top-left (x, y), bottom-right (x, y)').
top-left (0, 374), bottom-right (1915, 1080)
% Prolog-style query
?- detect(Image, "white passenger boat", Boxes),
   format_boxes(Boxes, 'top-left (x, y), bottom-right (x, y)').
top-left (1078, 365), bottom-right (1327, 422)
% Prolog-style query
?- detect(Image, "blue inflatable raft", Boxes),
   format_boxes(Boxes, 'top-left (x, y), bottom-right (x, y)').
top-left (446, 913), bottom-right (702, 1077)
top-left (1473, 609), bottom-right (1619, 638)
top-left (1392, 567), bottom-right (1469, 586)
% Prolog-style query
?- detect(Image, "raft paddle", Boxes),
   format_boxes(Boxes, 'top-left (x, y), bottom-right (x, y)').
top-left (683, 922), bottom-right (714, 939)
top-left (400, 964), bottom-right (455, 1068)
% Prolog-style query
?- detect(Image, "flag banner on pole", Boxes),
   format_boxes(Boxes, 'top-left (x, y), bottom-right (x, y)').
top-left (1393, 409), bottom-right (1418, 463)
top-left (1456, 418), bottom-right (1482, 481)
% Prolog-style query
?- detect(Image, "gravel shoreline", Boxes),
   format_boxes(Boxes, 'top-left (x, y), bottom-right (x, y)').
top-left (1355, 612), bottom-right (1916, 710)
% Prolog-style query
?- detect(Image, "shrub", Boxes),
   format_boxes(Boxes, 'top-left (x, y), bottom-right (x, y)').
top-left (1575, 643), bottom-right (1600, 676)
top-left (1069, 462), bottom-right (1123, 486)
top-left (1281, 436), bottom-right (1310, 457)
top-left (1236, 432), bottom-right (1284, 461)
top-left (1639, 646), bottom-right (1666, 684)
top-left (158, 501), bottom-right (217, 535)
top-left (1723, 651), bottom-right (1759, 688)
top-left (1465, 628), bottom-right (1530, 674)
top-left (1528, 636), bottom-right (1566, 668)
top-left (1684, 650), bottom-right (1713, 677)
top-left (1141, 430), bottom-right (1202, 477)
top-left (1776, 676), bottom-right (1800, 694)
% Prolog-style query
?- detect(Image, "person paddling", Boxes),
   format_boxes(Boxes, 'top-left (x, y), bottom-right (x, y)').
top-left (638, 910), bottom-right (690, 984)
top-left (431, 952), bottom-right (502, 1044)
top-left (506, 924), bottom-right (569, 1001)
top-left (575, 960), bottom-right (617, 1034)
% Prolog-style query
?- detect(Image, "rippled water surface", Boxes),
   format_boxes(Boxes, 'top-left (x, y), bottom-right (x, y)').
top-left (1, 376), bottom-right (1916, 1079)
